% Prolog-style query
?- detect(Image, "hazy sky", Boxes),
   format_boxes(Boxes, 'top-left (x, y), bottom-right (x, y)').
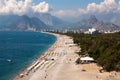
top-left (0, 0), bottom-right (120, 21)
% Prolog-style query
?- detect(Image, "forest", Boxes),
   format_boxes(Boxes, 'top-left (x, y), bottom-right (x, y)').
top-left (52, 31), bottom-right (120, 72)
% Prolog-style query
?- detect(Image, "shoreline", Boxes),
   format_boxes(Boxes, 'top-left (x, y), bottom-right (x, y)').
top-left (14, 32), bottom-right (120, 80)
top-left (13, 32), bottom-right (59, 80)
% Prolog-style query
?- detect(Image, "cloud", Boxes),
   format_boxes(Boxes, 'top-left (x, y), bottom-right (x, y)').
top-left (0, 0), bottom-right (50, 15)
top-left (32, 1), bottom-right (49, 13)
top-left (53, 10), bottom-right (79, 18)
top-left (79, 0), bottom-right (117, 14)
top-left (53, 0), bottom-right (120, 19)
top-left (117, 1), bottom-right (120, 12)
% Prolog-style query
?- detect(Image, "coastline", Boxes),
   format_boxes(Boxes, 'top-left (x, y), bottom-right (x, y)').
top-left (0, 31), bottom-right (56, 80)
top-left (13, 32), bottom-right (58, 80)
top-left (14, 32), bottom-right (120, 80)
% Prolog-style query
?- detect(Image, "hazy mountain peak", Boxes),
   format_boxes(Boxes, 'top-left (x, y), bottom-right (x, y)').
top-left (31, 13), bottom-right (67, 27)
top-left (88, 15), bottom-right (98, 24)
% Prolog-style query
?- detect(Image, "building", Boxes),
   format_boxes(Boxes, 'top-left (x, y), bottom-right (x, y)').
top-left (80, 56), bottom-right (94, 63)
top-left (84, 28), bottom-right (97, 34)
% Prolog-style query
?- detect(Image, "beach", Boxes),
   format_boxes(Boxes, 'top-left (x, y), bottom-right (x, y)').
top-left (14, 32), bottom-right (120, 80)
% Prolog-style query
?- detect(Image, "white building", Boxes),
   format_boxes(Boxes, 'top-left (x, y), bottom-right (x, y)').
top-left (84, 28), bottom-right (97, 34)
top-left (27, 27), bottom-right (36, 31)
top-left (80, 57), bottom-right (94, 63)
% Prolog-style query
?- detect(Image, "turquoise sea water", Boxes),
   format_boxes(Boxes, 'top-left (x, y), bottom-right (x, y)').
top-left (0, 31), bottom-right (56, 80)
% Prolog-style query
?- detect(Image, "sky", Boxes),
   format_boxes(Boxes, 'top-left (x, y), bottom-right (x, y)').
top-left (0, 0), bottom-right (120, 21)
top-left (34, 0), bottom-right (104, 10)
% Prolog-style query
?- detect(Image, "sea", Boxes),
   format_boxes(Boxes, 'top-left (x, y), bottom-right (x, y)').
top-left (0, 31), bottom-right (56, 80)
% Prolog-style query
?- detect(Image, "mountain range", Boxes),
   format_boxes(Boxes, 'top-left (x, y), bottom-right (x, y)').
top-left (0, 13), bottom-right (120, 31)
top-left (0, 15), bottom-right (48, 30)
top-left (71, 15), bottom-right (120, 31)
top-left (32, 13), bottom-right (66, 26)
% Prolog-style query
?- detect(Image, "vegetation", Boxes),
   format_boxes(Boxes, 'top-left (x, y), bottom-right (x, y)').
top-left (51, 31), bottom-right (120, 72)
top-left (76, 58), bottom-right (81, 64)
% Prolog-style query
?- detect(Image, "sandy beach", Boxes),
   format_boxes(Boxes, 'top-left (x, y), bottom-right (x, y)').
top-left (14, 32), bottom-right (120, 80)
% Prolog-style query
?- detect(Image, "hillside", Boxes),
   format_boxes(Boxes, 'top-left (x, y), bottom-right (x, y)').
top-left (0, 14), bottom-right (119, 31)
top-left (72, 15), bottom-right (120, 31)
top-left (0, 15), bottom-right (48, 31)
top-left (36, 13), bottom-right (65, 26)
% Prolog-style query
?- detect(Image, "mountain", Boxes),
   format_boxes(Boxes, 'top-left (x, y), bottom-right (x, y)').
top-left (34, 13), bottom-right (79, 30)
top-left (94, 13), bottom-right (120, 26)
top-left (71, 15), bottom-right (120, 31)
top-left (0, 13), bottom-right (69, 31)
top-left (32, 13), bottom-right (66, 26)
top-left (78, 15), bottom-right (99, 29)
top-left (0, 14), bottom-right (119, 31)
top-left (92, 22), bottom-right (119, 31)
top-left (84, 15), bottom-right (98, 26)
top-left (0, 15), bottom-right (48, 30)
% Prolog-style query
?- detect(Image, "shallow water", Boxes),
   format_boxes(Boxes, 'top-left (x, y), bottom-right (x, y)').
top-left (0, 31), bottom-right (56, 80)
